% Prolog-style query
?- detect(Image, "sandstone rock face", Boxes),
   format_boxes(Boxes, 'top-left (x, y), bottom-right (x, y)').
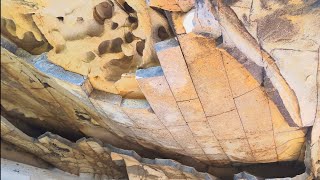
top-left (1, 116), bottom-right (218, 179)
top-left (1, 0), bottom-right (319, 179)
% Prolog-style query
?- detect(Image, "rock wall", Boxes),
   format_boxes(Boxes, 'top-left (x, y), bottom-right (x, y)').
top-left (1, 0), bottom-right (319, 179)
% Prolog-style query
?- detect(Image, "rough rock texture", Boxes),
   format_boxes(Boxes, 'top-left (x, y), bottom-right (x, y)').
top-left (1, 116), bottom-right (218, 179)
top-left (1, 0), bottom-right (320, 179)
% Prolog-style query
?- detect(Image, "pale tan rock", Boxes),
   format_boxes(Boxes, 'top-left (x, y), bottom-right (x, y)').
top-left (188, 121), bottom-right (214, 137)
top-left (156, 38), bottom-right (197, 101)
top-left (136, 67), bottom-right (186, 126)
top-left (272, 49), bottom-right (318, 127)
top-left (121, 99), bottom-right (165, 130)
top-left (177, 99), bottom-right (207, 122)
top-left (156, 38), bottom-right (207, 122)
top-left (234, 87), bottom-right (273, 135)
top-left (167, 125), bottom-right (199, 149)
top-left (221, 50), bottom-right (260, 97)
top-left (113, 73), bottom-right (144, 99)
top-left (148, 129), bottom-right (182, 150)
top-left (220, 139), bottom-right (255, 163)
top-left (29, 0), bottom-right (172, 95)
top-left (148, 0), bottom-right (194, 12)
top-left (178, 33), bottom-right (235, 117)
top-left (275, 130), bottom-right (306, 161)
top-left (207, 110), bottom-right (246, 140)
top-left (215, 1), bottom-right (303, 127)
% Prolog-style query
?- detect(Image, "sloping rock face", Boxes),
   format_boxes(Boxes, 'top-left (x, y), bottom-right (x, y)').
top-left (1, 0), bottom-right (319, 179)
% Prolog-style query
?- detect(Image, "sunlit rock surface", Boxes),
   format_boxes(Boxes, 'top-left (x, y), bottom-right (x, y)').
top-left (1, 0), bottom-right (319, 179)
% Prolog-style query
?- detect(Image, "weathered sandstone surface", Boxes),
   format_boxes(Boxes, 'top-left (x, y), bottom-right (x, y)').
top-left (1, 0), bottom-right (319, 179)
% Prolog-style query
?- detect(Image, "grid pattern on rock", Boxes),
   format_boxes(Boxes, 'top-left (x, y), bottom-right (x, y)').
top-left (134, 33), bottom-right (307, 163)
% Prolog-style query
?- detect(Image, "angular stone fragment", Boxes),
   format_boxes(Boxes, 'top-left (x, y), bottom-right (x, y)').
top-left (272, 49), bottom-right (318, 127)
top-left (192, 0), bottom-right (221, 38)
top-left (178, 33), bottom-right (235, 117)
top-left (136, 66), bottom-right (186, 126)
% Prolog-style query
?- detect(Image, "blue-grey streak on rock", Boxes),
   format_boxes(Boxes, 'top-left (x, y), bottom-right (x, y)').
top-left (1, 35), bottom-right (86, 86)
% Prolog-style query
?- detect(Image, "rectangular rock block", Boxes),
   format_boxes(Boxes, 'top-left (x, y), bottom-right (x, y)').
top-left (234, 87), bottom-right (273, 135)
top-left (188, 121), bottom-right (214, 137)
top-left (136, 67), bottom-right (186, 126)
top-left (178, 33), bottom-right (235, 117)
top-left (195, 136), bottom-right (220, 148)
top-left (275, 130), bottom-right (306, 161)
top-left (220, 139), bottom-right (255, 163)
top-left (89, 90), bottom-right (134, 126)
top-left (247, 132), bottom-right (278, 162)
top-left (148, 129), bottom-right (182, 150)
top-left (167, 125), bottom-right (199, 149)
top-left (155, 38), bottom-right (207, 123)
top-left (121, 99), bottom-right (165, 130)
top-left (177, 99), bottom-right (206, 122)
top-left (221, 51), bottom-right (260, 98)
top-left (208, 110), bottom-right (246, 140)
top-left (155, 38), bottom-right (198, 101)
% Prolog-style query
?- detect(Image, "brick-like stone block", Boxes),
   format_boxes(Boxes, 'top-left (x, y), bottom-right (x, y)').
top-left (220, 139), bottom-right (255, 162)
top-left (234, 87), bottom-right (273, 135)
top-left (121, 99), bottom-right (165, 130)
top-left (208, 110), bottom-right (246, 140)
top-left (136, 67), bottom-right (185, 126)
top-left (89, 90), bottom-right (134, 126)
top-left (275, 130), bottom-right (306, 161)
top-left (155, 38), bottom-right (197, 102)
top-left (178, 33), bottom-right (235, 117)
top-left (221, 51), bottom-right (260, 97)
top-left (184, 148), bottom-right (205, 155)
top-left (247, 132), bottom-right (276, 153)
top-left (253, 149), bottom-right (278, 162)
top-left (188, 121), bottom-right (213, 137)
top-left (177, 99), bottom-right (206, 122)
top-left (202, 146), bottom-right (225, 155)
top-left (195, 136), bottom-right (220, 148)
top-left (269, 99), bottom-right (300, 133)
top-left (167, 125), bottom-right (199, 149)
top-left (156, 38), bottom-right (207, 123)
top-left (148, 129), bottom-right (182, 150)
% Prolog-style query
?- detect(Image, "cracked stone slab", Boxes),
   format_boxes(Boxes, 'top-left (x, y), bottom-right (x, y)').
top-left (155, 38), bottom-right (207, 122)
top-left (136, 66), bottom-right (186, 126)
top-left (178, 33), bottom-right (235, 117)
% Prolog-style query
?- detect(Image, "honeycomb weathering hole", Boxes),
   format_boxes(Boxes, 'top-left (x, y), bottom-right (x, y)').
top-left (136, 40), bottom-right (145, 56)
top-left (123, 2), bottom-right (135, 13)
top-left (98, 38), bottom-right (123, 55)
top-left (158, 26), bottom-right (169, 41)
top-left (125, 32), bottom-right (134, 43)
top-left (93, 0), bottom-right (114, 25)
